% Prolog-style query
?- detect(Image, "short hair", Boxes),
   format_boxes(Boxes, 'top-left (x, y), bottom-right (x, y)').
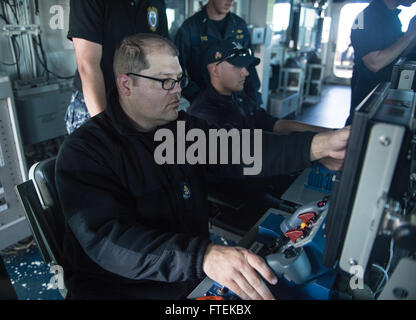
top-left (113, 33), bottom-right (179, 82)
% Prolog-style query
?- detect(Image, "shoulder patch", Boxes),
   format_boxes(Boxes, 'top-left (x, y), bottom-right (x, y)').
top-left (147, 6), bottom-right (159, 32)
top-left (182, 182), bottom-right (192, 200)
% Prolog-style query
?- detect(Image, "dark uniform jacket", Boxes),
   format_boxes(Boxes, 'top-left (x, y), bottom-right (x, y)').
top-left (68, 0), bottom-right (169, 94)
top-left (175, 6), bottom-right (262, 105)
top-left (55, 88), bottom-right (316, 299)
top-left (188, 84), bottom-right (289, 199)
top-left (188, 84), bottom-right (278, 131)
top-left (349, 0), bottom-right (403, 124)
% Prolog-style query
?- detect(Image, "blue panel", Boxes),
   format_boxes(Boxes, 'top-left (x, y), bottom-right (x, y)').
top-left (304, 165), bottom-right (336, 194)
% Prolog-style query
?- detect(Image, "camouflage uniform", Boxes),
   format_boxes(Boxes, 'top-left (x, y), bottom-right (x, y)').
top-left (65, 91), bottom-right (91, 134)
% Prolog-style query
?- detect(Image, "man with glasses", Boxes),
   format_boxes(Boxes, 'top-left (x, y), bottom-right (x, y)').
top-left (65, 0), bottom-right (169, 134)
top-left (56, 33), bottom-right (350, 300)
top-left (175, 0), bottom-right (262, 106)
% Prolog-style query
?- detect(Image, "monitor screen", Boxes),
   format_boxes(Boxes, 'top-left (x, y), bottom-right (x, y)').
top-left (322, 82), bottom-right (415, 269)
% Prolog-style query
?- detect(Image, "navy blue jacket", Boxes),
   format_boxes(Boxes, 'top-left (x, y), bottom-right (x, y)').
top-left (349, 0), bottom-right (403, 124)
top-left (55, 88), bottom-right (316, 299)
top-left (188, 84), bottom-right (277, 131)
top-left (175, 7), bottom-right (262, 105)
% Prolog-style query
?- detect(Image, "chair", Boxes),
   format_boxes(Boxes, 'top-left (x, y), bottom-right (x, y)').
top-left (15, 157), bottom-right (67, 298)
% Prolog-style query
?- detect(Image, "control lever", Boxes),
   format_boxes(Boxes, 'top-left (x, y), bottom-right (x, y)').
top-left (265, 247), bottom-right (312, 284)
top-left (280, 196), bottom-right (329, 234)
top-left (264, 197), bottom-right (330, 284)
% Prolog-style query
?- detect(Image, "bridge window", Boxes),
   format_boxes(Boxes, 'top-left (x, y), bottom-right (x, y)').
top-left (399, 3), bottom-right (416, 32)
top-left (334, 2), bottom-right (416, 79)
top-left (272, 2), bottom-right (291, 33)
top-left (333, 2), bottom-right (369, 79)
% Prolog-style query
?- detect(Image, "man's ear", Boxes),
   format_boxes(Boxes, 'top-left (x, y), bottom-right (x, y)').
top-left (207, 63), bottom-right (221, 80)
top-left (117, 74), bottom-right (133, 96)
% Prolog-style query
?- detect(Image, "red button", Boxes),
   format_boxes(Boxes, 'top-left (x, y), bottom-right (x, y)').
top-left (298, 212), bottom-right (316, 224)
top-left (285, 229), bottom-right (304, 243)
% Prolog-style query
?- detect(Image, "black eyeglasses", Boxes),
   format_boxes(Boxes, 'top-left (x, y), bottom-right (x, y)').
top-left (126, 72), bottom-right (189, 90)
top-left (216, 48), bottom-right (252, 66)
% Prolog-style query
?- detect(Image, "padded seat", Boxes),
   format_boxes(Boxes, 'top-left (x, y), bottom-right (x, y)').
top-left (15, 157), bottom-right (67, 298)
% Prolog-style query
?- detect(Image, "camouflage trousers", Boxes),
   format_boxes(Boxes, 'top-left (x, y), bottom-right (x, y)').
top-left (65, 91), bottom-right (91, 134)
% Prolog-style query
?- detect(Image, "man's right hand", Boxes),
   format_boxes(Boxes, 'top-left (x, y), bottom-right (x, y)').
top-left (310, 126), bottom-right (350, 165)
top-left (202, 244), bottom-right (278, 300)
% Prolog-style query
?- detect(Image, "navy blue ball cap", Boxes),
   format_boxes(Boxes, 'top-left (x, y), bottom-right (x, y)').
top-left (204, 39), bottom-right (260, 68)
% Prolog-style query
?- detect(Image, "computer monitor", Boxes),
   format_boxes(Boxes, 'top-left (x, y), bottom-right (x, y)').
top-left (322, 82), bottom-right (415, 273)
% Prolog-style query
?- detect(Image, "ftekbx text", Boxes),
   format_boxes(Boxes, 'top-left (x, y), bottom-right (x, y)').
top-left (163, 303), bottom-right (253, 318)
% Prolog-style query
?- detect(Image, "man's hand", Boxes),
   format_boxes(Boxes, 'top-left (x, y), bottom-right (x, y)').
top-left (325, 126), bottom-right (351, 160)
top-left (310, 126), bottom-right (350, 164)
top-left (319, 157), bottom-right (344, 171)
top-left (202, 244), bottom-right (277, 300)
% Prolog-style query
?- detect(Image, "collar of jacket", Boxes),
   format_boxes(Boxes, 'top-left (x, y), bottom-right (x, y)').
top-left (204, 83), bottom-right (242, 108)
top-left (104, 87), bottom-right (157, 137)
top-left (200, 5), bottom-right (236, 25)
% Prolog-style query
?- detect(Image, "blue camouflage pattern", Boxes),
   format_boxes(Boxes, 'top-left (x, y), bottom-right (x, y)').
top-left (65, 91), bottom-right (91, 134)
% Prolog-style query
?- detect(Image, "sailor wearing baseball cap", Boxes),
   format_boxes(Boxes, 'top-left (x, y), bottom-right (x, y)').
top-left (188, 38), bottom-right (333, 224)
top-left (204, 39), bottom-right (260, 69)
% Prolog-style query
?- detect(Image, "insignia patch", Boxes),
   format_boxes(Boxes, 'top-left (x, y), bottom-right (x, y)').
top-left (201, 36), bottom-right (208, 41)
top-left (215, 52), bottom-right (222, 60)
top-left (182, 182), bottom-right (191, 200)
top-left (147, 6), bottom-right (159, 32)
